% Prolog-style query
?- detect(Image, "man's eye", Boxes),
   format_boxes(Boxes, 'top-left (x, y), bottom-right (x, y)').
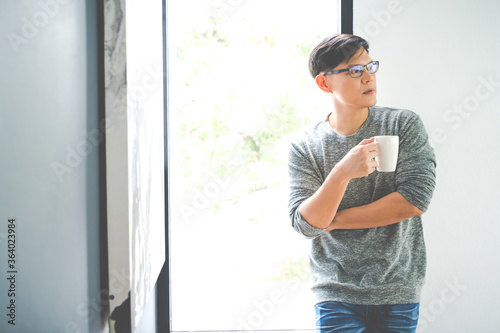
top-left (350, 67), bottom-right (363, 74)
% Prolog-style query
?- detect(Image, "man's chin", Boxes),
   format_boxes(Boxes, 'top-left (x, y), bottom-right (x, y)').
top-left (362, 101), bottom-right (377, 108)
top-left (367, 98), bottom-right (377, 107)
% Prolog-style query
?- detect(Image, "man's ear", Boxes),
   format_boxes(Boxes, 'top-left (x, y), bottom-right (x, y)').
top-left (315, 75), bottom-right (333, 93)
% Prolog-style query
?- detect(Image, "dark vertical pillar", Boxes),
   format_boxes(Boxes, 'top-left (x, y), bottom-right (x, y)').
top-left (157, 0), bottom-right (171, 331)
top-left (341, 0), bottom-right (354, 34)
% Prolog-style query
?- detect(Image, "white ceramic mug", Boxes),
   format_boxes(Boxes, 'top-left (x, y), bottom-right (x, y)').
top-left (374, 136), bottom-right (399, 172)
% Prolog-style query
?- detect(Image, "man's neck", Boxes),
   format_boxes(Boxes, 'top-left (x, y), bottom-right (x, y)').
top-left (328, 106), bottom-right (370, 136)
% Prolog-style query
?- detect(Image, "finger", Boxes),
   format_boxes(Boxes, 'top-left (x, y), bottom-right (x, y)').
top-left (367, 152), bottom-right (378, 161)
top-left (359, 143), bottom-right (378, 156)
top-left (358, 137), bottom-right (375, 146)
top-left (367, 162), bottom-right (378, 174)
top-left (367, 146), bottom-right (378, 157)
top-left (363, 142), bottom-right (378, 152)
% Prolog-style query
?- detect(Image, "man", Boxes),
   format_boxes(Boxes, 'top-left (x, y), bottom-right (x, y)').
top-left (288, 34), bottom-right (436, 332)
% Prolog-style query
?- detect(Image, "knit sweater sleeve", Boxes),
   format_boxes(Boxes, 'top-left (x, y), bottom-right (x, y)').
top-left (395, 112), bottom-right (437, 212)
top-left (287, 139), bottom-right (327, 239)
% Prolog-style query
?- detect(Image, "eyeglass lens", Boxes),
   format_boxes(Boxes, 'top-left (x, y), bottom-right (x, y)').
top-left (349, 61), bottom-right (378, 77)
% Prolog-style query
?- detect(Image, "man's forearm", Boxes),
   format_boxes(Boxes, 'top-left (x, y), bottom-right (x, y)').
top-left (299, 167), bottom-right (350, 229)
top-left (299, 138), bottom-right (379, 230)
top-left (327, 192), bottom-right (423, 231)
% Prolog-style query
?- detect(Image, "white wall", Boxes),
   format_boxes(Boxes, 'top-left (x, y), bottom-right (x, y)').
top-left (354, 0), bottom-right (500, 332)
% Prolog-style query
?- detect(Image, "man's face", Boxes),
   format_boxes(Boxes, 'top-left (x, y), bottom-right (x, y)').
top-left (321, 48), bottom-right (377, 111)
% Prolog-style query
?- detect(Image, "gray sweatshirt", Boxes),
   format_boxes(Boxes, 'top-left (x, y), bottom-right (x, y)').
top-left (288, 106), bottom-right (436, 305)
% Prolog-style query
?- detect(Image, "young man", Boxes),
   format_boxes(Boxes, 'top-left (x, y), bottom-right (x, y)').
top-left (288, 34), bottom-right (436, 332)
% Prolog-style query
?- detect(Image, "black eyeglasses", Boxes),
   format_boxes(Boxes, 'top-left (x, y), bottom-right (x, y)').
top-left (322, 61), bottom-right (379, 78)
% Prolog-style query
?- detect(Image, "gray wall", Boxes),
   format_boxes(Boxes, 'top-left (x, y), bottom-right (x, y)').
top-left (0, 1), bottom-right (157, 332)
top-left (354, 0), bottom-right (500, 332)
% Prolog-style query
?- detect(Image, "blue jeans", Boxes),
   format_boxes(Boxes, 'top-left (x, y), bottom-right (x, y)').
top-left (315, 301), bottom-right (419, 333)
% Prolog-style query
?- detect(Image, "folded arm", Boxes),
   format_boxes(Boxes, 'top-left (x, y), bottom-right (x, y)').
top-left (326, 192), bottom-right (423, 231)
top-left (299, 138), bottom-right (378, 230)
top-left (327, 114), bottom-right (436, 231)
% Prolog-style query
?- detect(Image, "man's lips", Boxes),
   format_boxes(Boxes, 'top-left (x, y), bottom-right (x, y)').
top-left (363, 89), bottom-right (375, 95)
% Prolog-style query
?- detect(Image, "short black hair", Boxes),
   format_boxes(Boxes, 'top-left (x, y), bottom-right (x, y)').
top-left (308, 34), bottom-right (370, 78)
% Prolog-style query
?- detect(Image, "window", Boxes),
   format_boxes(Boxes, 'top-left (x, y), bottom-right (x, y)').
top-left (167, 1), bottom-right (339, 330)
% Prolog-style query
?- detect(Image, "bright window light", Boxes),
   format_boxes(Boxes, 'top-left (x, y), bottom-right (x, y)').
top-left (168, 1), bottom-right (339, 330)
